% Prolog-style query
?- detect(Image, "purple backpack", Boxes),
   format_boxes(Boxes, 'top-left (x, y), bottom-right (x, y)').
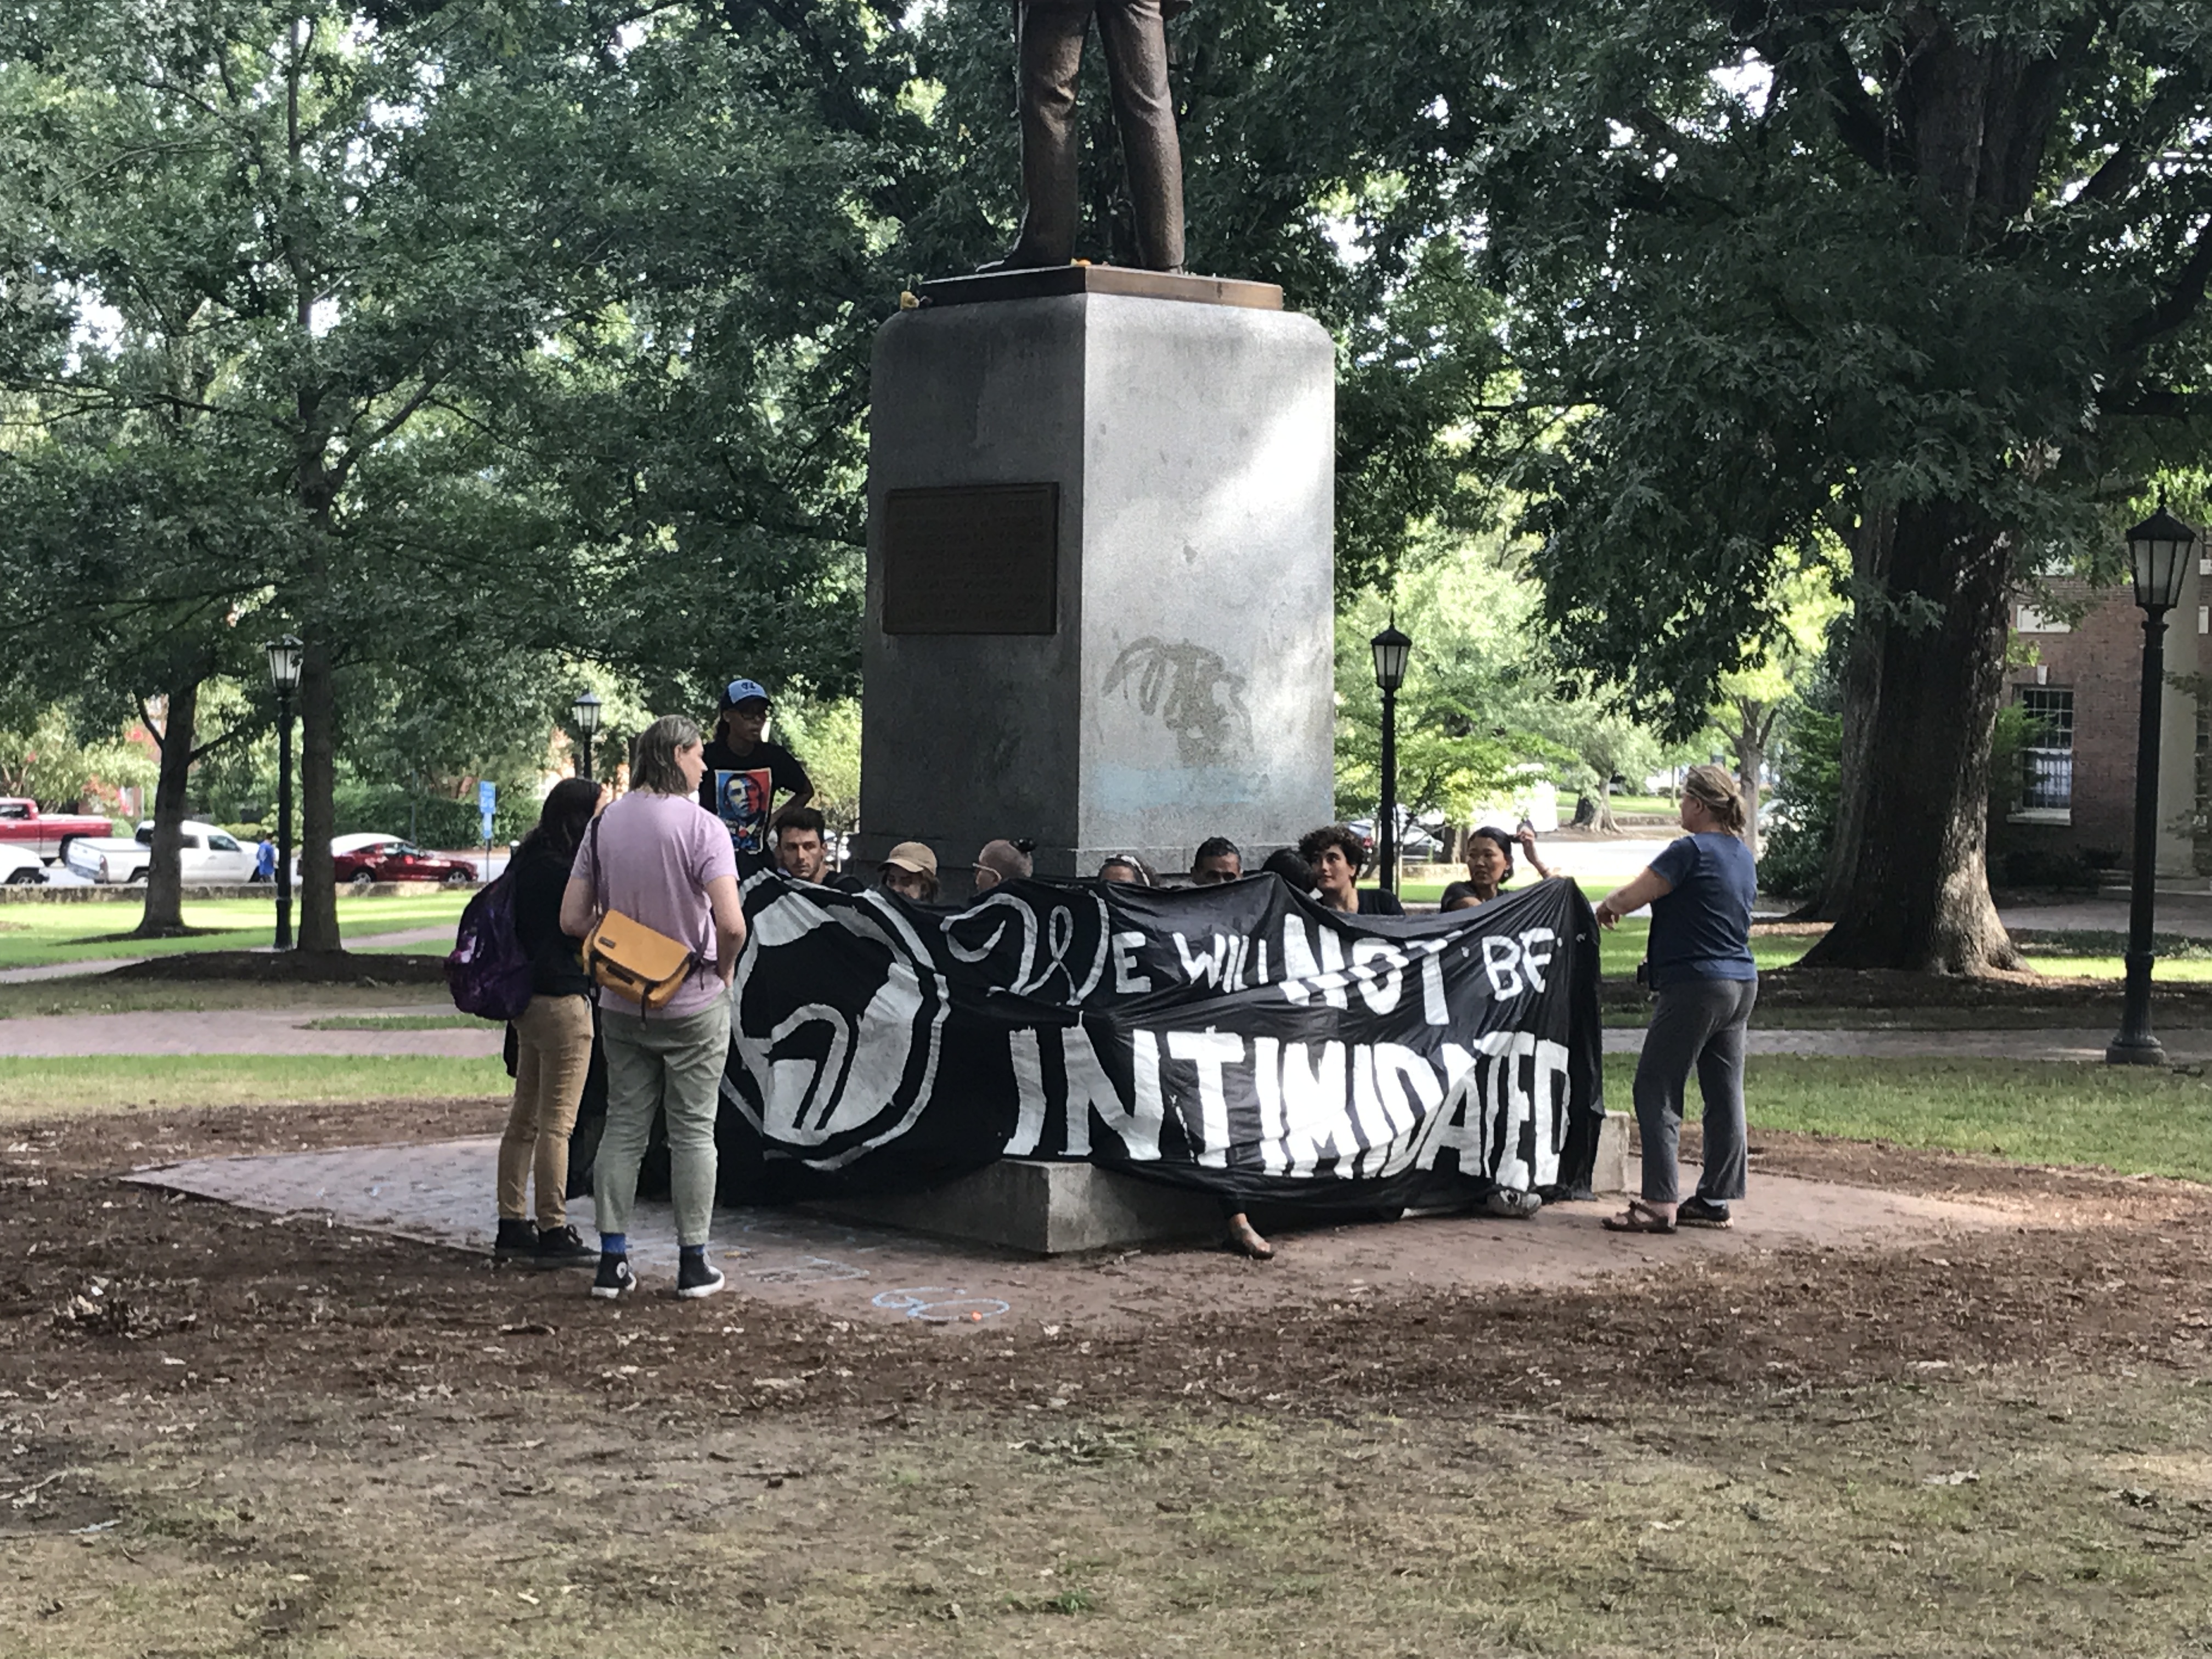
top-left (445, 872), bottom-right (535, 1021)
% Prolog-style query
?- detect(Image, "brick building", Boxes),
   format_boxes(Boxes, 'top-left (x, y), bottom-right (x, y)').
top-left (2003, 564), bottom-right (2206, 878)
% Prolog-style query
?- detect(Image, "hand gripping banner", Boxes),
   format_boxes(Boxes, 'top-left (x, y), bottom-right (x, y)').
top-left (698, 871), bottom-right (1605, 1214)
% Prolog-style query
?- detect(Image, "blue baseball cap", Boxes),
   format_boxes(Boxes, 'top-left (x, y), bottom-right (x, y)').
top-left (721, 678), bottom-right (770, 709)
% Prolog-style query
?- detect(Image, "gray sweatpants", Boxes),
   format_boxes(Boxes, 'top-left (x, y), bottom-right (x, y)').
top-left (594, 998), bottom-right (732, 1248)
top-left (1633, 976), bottom-right (1757, 1205)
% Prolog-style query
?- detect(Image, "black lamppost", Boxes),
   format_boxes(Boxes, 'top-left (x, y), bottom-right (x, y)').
top-left (2106, 501), bottom-right (2196, 1066)
top-left (1370, 621), bottom-right (1412, 897)
top-left (572, 690), bottom-right (603, 782)
top-left (264, 634), bottom-right (303, 951)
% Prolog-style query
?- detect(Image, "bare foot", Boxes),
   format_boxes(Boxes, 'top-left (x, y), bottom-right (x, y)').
top-left (1226, 1212), bottom-right (1273, 1260)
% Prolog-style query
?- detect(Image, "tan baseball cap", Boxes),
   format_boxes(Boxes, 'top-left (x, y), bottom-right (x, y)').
top-left (884, 841), bottom-right (938, 877)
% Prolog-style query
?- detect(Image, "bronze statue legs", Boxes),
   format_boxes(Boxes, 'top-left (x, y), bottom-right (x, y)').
top-left (1003, 0), bottom-right (1186, 272)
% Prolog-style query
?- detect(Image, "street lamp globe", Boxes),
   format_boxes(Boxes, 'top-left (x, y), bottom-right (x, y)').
top-left (2125, 501), bottom-right (2196, 613)
top-left (264, 634), bottom-right (304, 692)
top-left (571, 689), bottom-right (603, 737)
top-left (1370, 623), bottom-right (1412, 692)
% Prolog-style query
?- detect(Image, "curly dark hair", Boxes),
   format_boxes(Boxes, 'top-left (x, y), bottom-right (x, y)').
top-left (1296, 824), bottom-right (1366, 876)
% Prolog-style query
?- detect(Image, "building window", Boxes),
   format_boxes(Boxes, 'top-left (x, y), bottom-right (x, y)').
top-left (2014, 604), bottom-right (2070, 634)
top-left (2019, 687), bottom-right (2074, 810)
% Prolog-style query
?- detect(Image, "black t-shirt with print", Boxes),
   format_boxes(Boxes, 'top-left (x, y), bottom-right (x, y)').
top-left (698, 737), bottom-right (811, 876)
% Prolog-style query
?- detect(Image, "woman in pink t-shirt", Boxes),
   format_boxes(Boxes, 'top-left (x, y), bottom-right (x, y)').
top-left (562, 715), bottom-right (747, 1301)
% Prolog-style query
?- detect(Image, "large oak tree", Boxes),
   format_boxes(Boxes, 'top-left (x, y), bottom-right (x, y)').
top-left (1357, 0), bottom-right (2212, 970)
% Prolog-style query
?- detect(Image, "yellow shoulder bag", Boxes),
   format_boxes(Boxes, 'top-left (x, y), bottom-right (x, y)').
top-left (579, 816), bottom-right (698, 1012)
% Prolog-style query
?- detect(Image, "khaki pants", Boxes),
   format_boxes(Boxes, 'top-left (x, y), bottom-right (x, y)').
top-left (496, 994), bottom-right (594, 1228)
top-left (595, 999), bottom-right (732, 1248)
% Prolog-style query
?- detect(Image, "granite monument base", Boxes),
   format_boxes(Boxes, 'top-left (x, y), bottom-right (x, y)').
top-left (805, 1158), bottom-right (1224, 1255)
top-left (856, 267), bottom-right (1335, 896)
top-left (804, 1112), bottom-right (1630, 1256)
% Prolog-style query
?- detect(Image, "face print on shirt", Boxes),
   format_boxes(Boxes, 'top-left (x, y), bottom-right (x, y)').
top-left (714, 768), bottom-right (774, 855)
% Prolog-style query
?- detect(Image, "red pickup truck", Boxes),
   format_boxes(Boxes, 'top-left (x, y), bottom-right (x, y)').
top-left (0, 798), bottom-right (119, 863)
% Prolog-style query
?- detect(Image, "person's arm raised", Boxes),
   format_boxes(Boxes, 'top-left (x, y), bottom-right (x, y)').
top-left (1517, 826), bottom-right (1555, 882)
top-left (706, 872), bottom-right (747, 986)
top-left (1592, 865), bottom-right (1673, 930)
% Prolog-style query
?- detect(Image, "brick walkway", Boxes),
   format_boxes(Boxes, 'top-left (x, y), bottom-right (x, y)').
top-left (125, 1136), bottom-right (2011, 1327)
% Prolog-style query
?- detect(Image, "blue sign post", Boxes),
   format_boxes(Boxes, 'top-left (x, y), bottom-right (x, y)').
top-left (477, 780), bottom-right (496, 876)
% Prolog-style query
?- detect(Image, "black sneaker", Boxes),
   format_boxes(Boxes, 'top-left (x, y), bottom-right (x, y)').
top-left (675, 1254), bottom-right (725, 1301)
top-left (532, 1222), bottom-right (596, 1269)
top-left (493, 1218), bottom-right (538, 1262)
top-left (1677, 1196), bottom-right (1733, 1229)
top-left (590, 1253), bottom-right (637, 1300)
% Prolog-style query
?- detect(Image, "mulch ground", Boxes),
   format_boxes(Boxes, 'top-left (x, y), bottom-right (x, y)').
top-left (108, 951), bottom-right (448, 984)
top-left (6, 1099), bottom-right (2209, 1441)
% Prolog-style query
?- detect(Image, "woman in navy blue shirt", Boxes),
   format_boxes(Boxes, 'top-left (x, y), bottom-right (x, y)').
top-left (1592, 765), bottom-right (1757, 1234)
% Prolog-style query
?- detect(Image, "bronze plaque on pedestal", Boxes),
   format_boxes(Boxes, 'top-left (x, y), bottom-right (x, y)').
top-left (882, 483), bottom-right (1059, 635)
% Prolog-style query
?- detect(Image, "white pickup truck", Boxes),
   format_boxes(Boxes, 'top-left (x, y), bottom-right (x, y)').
top-left (64, 820), bottom-right (256, 885)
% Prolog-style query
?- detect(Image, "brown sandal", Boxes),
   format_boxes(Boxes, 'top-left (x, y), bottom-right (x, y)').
top-left (1601, 1198), bottom-right (1677, 1235)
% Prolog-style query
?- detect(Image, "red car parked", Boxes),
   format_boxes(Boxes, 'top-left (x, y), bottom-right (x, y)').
top-left (329, 838), bottom-right (477, 887)
top-left (0, 798), bottom-right (115, 864)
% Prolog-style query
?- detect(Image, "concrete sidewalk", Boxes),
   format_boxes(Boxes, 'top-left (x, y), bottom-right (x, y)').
top-left (4, 1008), bottom-right (2196, 1064)
top-left (0, 1006), bottom-right (499, 1058)
top-left (1606, 1025), bottom-right (2212, 1063)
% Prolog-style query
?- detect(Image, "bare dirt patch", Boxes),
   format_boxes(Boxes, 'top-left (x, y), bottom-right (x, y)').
top-left (9, 1100), bottom-right (2212, 1654)
top-left (1, 1100), bottom-right (2208, 1423)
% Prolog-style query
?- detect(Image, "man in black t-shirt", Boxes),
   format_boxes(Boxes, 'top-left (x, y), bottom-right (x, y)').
top-left (699, 677), bottom-right (812, 878)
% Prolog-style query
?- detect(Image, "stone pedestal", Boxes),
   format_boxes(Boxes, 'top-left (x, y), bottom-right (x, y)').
top-left (856, 267), bottom-right (1335, 893)
top-left (806, 1158), bottom-right (1224, 1255)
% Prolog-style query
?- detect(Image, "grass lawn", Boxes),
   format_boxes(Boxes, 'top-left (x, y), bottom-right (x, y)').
top-left (1602, 1052), bottom-right (2212, 1181)
top-left (0, 891), bottom-right (468, 970)
top-left (0, 1053), bottom-right (505, 1121)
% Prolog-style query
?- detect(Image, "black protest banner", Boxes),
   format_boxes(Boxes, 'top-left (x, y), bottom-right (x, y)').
top-left (709, 872), bottom-right (1604, 1212)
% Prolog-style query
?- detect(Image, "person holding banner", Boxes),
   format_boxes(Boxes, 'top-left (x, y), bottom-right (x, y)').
top-left (1299, 825), bottom-right (1404, 916)
top-left (973, 838), bottom-right (1034, 892)
top-left (1189, 837), bottom-right (1243, 885)
top-left (1592, 764), bottom-right (1757, 1235)
top-left (878, 842), bottom-right (940, 903)
top-left (1440, 825), bottom-right (1555, 910)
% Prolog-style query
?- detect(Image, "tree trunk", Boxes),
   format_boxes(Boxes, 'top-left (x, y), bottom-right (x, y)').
top-left (1594, 776), bottom-right (1619, 834)
top-left (296, 636), bottom-right (341, 952)
top-left (1736, 730), bottom-right (1765, 863)
top-left (1801, 500), bottom-right (2021, 972)
top-left (1730, 697), bottom-right (1775, 862)
top-left (133, 681), bottom-right (198, 938)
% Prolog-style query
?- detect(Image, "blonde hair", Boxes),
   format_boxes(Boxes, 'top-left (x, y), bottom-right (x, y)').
top-left (1682, 763), bottom-right (1747, 835)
